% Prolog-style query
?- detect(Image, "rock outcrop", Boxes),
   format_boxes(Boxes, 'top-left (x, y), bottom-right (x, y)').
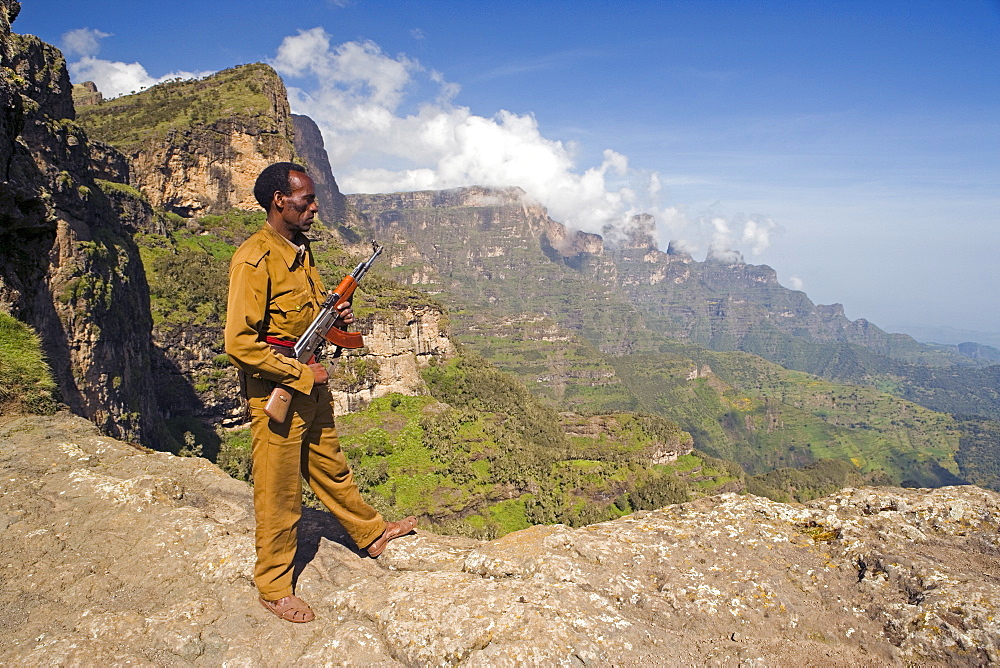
top-left (291, 113), bottom-right (369, 243)
top-left (330, 303), bottom-right (456, 415)
top-left (77, 64), bottom-right (298, 217)
top-left (0, 2), bottom-right (165, 444)
top-left (71, 81), bottom-right (102, 107)
top-left (3, 412), bottom-right (998, 665)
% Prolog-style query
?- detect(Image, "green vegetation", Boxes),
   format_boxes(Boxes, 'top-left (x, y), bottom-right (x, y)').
top-left (135, 210), bottom-right (265, 334)
top-left (361, 195), bottom-right (981, 492)
top-left (57, 226), bottom-right (139, 312)
top-left (326, 353), bottom-right (736, 538)
top-left (206, 354), bottom-right (735, 539)
top-left (747, 459), bottom-right (893, 503)
top-left (955, 418), bottom-right (1000, 492)
top-left (704, 350), bottom-right (965, 485)
top-left (94, 178), bottom-right (146, 201)
top-left (77, 64), bottom-right (281, 150)
top-left (0, 313), bottom-right (57, 416)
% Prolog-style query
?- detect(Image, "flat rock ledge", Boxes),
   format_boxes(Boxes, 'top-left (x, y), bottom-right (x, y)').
top-left (1, 413), bottom-right (998, 666)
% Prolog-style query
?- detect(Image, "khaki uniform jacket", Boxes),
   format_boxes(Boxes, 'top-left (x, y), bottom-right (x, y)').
top-left (224, 224), bottom-right (327, 396)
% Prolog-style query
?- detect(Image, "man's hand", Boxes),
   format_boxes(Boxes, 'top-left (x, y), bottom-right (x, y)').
top-left (309, 362), bottom-right (329, 385)
top-left (334, 300), bottom-right (355, 326)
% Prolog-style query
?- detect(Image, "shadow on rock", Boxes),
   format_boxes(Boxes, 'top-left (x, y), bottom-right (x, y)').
top-left (293, 505), bottom-right (365, 585)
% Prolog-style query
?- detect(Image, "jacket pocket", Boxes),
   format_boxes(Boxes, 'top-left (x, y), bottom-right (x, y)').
top-left (271, 289), bottom-right (312, 315)
top-left (269, 289), bottom-right (316, 339)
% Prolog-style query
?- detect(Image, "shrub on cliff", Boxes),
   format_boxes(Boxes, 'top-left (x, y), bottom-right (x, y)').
top-left (0, 313), bottom-right (57, 416)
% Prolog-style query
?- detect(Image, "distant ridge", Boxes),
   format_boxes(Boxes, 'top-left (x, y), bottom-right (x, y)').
top-left (890, 322), bottom-right (1000, 350)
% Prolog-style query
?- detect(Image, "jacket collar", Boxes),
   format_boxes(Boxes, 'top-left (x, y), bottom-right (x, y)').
top-left (263, 223), bottom-right (309, 269)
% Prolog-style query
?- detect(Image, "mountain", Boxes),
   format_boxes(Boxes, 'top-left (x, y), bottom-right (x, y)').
top-left (75, 63), bottom-right (297, 217)
top-left (348, 187), bottom-right (997, 489)
top-left (351, 186), bottom-right (998, 384)
top-left (74, 68), bottom-right (369, 244)
top-left (892, 322), bottom-right (1000, 350)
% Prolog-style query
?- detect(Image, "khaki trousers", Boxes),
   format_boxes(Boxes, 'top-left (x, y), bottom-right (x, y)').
top-left (247, 378), bottom-right (385, 600)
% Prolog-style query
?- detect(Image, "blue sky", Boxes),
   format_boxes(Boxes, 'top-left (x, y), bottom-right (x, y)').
top-left (15, 0), bottom-right (1000, 340)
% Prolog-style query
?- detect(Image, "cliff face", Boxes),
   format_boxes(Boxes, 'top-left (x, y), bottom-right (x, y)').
top-left (330, 304), bottom-right (456, 415)
top-left (291, 113), bottom-right (369, 243)
top-left (3, 412), bottom-right (998, 665)
top-left (291, 113), bottom-right (347, 224)
top-left (77, 64), bottom-right (298, 216)
top-left (353, 185), bottom-right (937, 364)
top-left (0, 5), bottom-right (164, 443)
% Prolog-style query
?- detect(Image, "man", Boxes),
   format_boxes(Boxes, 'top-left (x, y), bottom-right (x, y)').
top-left (225, 162), bottom-right (416, 623)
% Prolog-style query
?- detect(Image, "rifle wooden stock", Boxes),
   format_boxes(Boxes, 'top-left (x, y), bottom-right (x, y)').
top-left (323, 274), bottom-right (365, 348)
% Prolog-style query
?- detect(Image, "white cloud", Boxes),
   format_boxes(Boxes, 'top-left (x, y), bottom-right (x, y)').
top-left (269, 30), bottom-right (776, 259)
top-left (60, 28), bottom-right (110, 59)
top-left (272, 30), bottom-right (674, 240)
top-left (61, 27), bottom-right (212, 99)
top-left (704, 214), bottom-right (778, 261)
top-left (739, 216), bottom-right (778, 255)
top-left (273, 30), bottom-right (414, 109)
top-left (68, 57), bottom-right (213, 99)
top-left (788, 275), bottom-right (804, 290)
top-left (66, 25), bottom-right (774, 260)
top-left (69, 56), bottom-right (157, 97)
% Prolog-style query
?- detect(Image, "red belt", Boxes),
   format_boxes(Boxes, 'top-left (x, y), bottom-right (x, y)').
top-left (265, 336), bottom-right (295, 348)
top-left (265, 336), bottom-right (314, 364)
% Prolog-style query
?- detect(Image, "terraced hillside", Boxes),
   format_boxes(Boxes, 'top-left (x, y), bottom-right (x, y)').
top-left (350, 187), bottom-right (996, 490)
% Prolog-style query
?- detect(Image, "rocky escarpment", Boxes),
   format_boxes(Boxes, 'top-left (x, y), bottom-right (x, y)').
top-left (347, 184), bottom-right (1000, 437)
top-left (71, 80), bottom-right (102, 107)
top-left (2, 412), bottom-right (998, 665)
top-left (77, 64), bottom-right (298, 217)
top-left (291, 113), bottom-right (370, 244)
top-left (0, 3), bottom-right (165, 444)
top-left (351, 186), bottom-right (949, 368)
top-left (329, 303), bottom-right (456, 415)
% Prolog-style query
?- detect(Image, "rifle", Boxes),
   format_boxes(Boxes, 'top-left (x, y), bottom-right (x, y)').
top-left (263, 240), bottom-right (384, 423)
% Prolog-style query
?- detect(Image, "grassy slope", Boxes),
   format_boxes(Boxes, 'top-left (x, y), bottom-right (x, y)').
top-left (77, 64), bottom-right (279, 150)
top-left (0, 312), bottom-right (57, 416)
top-left (328, 355), bottom-right (739, 538)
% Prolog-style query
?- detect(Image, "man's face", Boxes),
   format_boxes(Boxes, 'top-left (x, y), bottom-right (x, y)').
top-left (275, 170), bottom-right (318, 235)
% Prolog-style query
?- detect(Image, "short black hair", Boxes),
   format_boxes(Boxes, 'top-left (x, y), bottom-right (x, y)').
top-left (253, 162), bottom-right (308, 211)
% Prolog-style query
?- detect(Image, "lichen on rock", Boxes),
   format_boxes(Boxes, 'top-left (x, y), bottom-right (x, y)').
top-left (3, 412), bottom-right (998, 665)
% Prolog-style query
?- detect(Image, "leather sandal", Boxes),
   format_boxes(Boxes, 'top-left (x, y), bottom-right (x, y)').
top-left (258, 594), bottom-right (315, 623)
top-left (366, 516), bottom-right (418, 557)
